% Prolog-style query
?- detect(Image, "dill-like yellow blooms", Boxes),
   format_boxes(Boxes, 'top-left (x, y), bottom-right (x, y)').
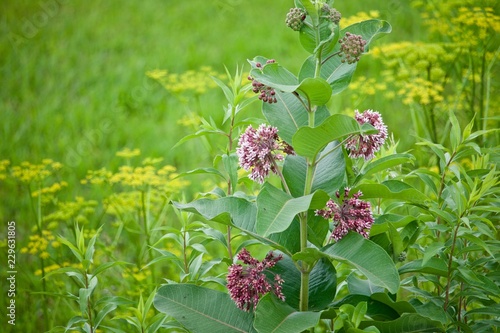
top-left (146, 66), bottom-right (224, 96)
top-left (342, 11), bottom-right (380, 28)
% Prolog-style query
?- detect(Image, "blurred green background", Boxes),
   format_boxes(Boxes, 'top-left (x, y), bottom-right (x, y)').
top-left (1, 0), bottom-right (426, 223)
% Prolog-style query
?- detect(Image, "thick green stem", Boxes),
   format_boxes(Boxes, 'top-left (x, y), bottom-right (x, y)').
top-left (299, 6), bottom-right (323, 314)
top-left (299, 269), bottom-right (310, 312)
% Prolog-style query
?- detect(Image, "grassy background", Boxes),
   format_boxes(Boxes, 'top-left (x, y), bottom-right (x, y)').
top-left (1, 0), bottom-right (423, 222)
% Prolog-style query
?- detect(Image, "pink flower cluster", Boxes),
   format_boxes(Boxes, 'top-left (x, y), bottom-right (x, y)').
top-left (338, 32), bottom-right (367, 64)
top-left (248, 59), bottom-right (278, 104)
top-left (345, 109), bottom-right (388, 160)
top-left (315, 188), bottom-right (374, 241)
top-left (226, 248), bottom-right (285, 312)
top-left (236, 124), bottom-right (294, 183)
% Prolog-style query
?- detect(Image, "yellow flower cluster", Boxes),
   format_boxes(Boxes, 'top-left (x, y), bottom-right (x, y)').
top-left (177, 113), bottom-right (202, 128)
top-left (20, 230), bottom-right (60, 259)
top-left (83, 155), bottom-right (189, 194)
top-left (105, 191), bottom-right (144, 216)
top-left (147, 66), bottom-right (224, 95)
top-left (0, 160), bottom-right (10, 180)
top-left (348, 76), bottom-right (388, 100)
top-left (32, 181), bottom-right (68, 198)
top-left (34, 261), bottom-right (79, 276)
top-left (373, 42), bottom-right (453, 81)
top-left (81, 168), bottom-right (112, 185)
top-left (10, 159), bottom-right (63, 184)
top-left (398, 77), bottom-right (445, 105)
top-left (116, 148), bottom-right (141, 159)
top-left (122, 266), bottom-right (151, 282)
top-left (342, 11), bottom-right (380, 28)
top-left (369, 42), bottom-right (453, 106)
top-left (44, 196), bottom-right (98, 225)
top-left (417, 0), bottom-right (500, 46)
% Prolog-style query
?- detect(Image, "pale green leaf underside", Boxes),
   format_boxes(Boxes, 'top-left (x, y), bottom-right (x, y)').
top-left (254, 294), bottom-right (322, 333)
top-left (154, 284), bottom-right (256, 333)
top-left (322, 232), bottom-right (400, 294)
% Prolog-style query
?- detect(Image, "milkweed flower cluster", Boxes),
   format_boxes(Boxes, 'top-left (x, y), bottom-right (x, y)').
top-left (237, 124), bottom-right (294, 183)
top-left (227, 248), bottom-right (285, 311)
top-left (315, 188), bottom-right (374, 242)
top-left (339, 32), bottom-right (367, 64)
top-left (345, 109), bottom-right (388, 160)
top-left (249, 59), bottom-right (278, 104)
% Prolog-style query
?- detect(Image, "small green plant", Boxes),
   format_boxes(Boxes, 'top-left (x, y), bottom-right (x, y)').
top-left (47, 225), bottom-right (125, 332)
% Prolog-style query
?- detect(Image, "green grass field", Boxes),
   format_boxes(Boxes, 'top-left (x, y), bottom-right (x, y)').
top-left (1, 0), bottom-right (424, 220)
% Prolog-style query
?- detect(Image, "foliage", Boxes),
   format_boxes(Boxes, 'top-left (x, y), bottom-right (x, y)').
top-left (1, 1), bottom-right (498, 333)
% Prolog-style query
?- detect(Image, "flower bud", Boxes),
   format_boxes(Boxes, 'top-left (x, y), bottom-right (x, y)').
top-left (286, 7), bottom-right (307, 31)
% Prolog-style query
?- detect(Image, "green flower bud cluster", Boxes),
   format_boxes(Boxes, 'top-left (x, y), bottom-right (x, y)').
top-left (322, 4), bottom-right (341, 25)
top-left (286, 7), bottom-right (306, 31)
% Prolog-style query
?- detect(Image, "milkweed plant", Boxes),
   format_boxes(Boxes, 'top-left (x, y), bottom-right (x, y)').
top-left (152, 1), bottom-right (500, 333)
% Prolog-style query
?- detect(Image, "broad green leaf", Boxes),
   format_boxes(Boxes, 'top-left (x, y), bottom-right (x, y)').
top-left (322, 232), bottom-right (400, 293)
top-left (293, 114), bottom-right (377, 159)
top-left (292, 247), bottom-right (329, 266)
top-left (173, 197), bottom-right (254, 227)
top-left (154, 284), bottom-right (256, 333)
top-left (297, 77), bottom-right (332, 105)
top-left (254, 294), bottom-right (322, 333)
top-left (299, 20), bottom-right (392, 94)
top-left (422, 242), bottom-right (444, 267)
top-left (346, 274), bottom-right (384, 296)
top-left (307, 214), bottom-right (330, 248)
top-left (262, 91), bottom-right (330, 143)
top-left (359, 313), bottom-right (445, 332)
top-left (370, 293), bottom-right (416, 315)
top-left (370, 215), bottom-right (417, 237)
top-left (283, 140), bottom-right (346, 198)
top-left (249, 62), bottom-right (299, 92)
top-left (268, 253), bottom-right (337, 311)
top-left (413, 301), bottom-right (448, 325)
top-left (173, 197), bottom-right (299, 254)
top-left (256, 182), bottom-right (329, 237)
top-left (249, 63), bottom-right (332, 106)
top-left (354, 180), bottom-right (429, 204)
top-left (176, 167), bottom-right (226, 180)
top-left (354, 154), bottom-right (415, 185)
top-left (398, 257), bottom-right (450, 277)
top-left (352, 302), bottom-right (368, 328)
top-left (334, 295), bottom-right (398, 321)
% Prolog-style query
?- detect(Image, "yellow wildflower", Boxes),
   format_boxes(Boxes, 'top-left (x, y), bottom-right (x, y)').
top-left (116, 148), bottom-right (141, 158)
top-left (342, 11), bottom-right (380, 28)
